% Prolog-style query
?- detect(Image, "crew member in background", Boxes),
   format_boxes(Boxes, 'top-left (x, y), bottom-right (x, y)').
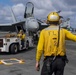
top-left (35, 12), bottom-right (76, 75)
top-left (17, 30), bottom-right (25, 49)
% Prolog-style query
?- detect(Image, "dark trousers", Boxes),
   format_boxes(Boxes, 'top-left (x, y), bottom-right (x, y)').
top-left (41, 56), bottom-right (66, 75)
top-left (21, 40), bottom-right (24, 48)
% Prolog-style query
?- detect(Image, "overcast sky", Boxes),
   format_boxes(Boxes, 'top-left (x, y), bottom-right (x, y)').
top-left (0, 0), bottom-right (76, 28)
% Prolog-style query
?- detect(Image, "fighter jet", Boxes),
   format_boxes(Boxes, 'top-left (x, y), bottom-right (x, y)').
top-left (0, 2), bottom-right (39, 34)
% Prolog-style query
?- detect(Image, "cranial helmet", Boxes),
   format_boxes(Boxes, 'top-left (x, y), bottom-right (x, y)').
top-left (47, 12), bottom-right (60, 22)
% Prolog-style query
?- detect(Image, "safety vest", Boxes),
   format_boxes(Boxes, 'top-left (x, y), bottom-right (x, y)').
top-left (44, 26), bottom-right (65, 56)
top-left (17, 34), bottom-right (26, 41)
top-left (36, 26), bottom-right (76, 61)
top-left (37, 26), bottom-right (65, 57)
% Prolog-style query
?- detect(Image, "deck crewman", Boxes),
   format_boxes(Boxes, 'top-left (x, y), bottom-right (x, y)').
top-left (36, 12), bottom-right (76, 75)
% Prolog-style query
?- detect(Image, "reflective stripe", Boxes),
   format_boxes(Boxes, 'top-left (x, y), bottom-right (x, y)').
top-left (44, 26), bottom-right (61, 30)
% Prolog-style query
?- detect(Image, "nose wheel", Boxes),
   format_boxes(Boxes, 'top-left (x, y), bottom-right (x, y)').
top-left (26, 41), bottom-right (29, 50)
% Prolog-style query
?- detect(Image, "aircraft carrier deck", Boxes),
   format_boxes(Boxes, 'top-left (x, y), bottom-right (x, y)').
top-left (0, 40), bottom-right (76, 75)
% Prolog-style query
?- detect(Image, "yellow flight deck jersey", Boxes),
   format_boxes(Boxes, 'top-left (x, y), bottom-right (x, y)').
top-left (17, 34), bottom-right (26, 41)
top-left (36, 26), bottom-right (76, 61)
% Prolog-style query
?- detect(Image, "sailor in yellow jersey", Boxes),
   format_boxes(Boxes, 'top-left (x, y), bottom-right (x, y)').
top-left (35, 12), bottom-right (76, 75)
top-left (17, 30), bottom-right (25, 48)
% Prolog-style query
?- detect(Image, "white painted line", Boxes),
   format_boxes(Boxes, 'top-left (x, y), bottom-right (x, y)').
top-left (0, 58), bottom-right (25, 65)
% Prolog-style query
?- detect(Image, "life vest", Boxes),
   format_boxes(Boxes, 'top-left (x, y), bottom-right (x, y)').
top-left (42, 26), bottom-right (65, 56)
